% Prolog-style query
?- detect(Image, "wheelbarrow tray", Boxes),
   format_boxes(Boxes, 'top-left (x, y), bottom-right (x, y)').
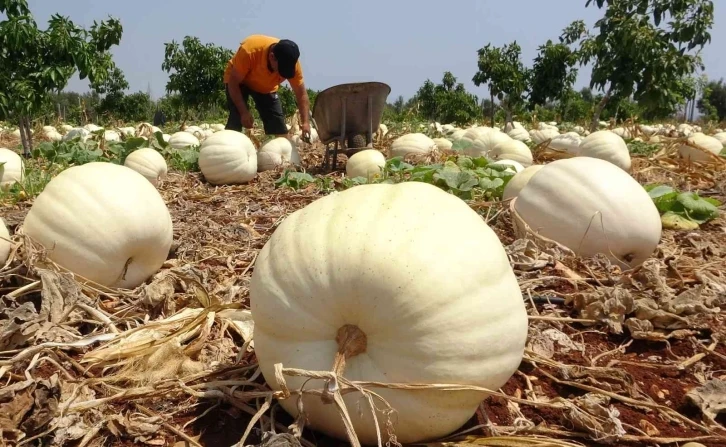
top-left (312, 81), bottom-right (391, 146)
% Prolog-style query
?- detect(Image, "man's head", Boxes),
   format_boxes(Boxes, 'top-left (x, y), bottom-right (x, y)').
top-left (270, 39), bottom-right (300, 79)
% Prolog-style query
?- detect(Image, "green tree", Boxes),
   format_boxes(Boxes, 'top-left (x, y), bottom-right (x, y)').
top-left (0, 0), bottom-right (123, 156)
top-left (161, 36), bottom-right (233, 119)
top-left (698, 78), bottom-right (726, 122)
top-left (567, 0), bottom-right (715, 131)
top-left (425, 72), bottom-right (480, 125)
top-left (529, 22), bottom-right (587, 112)
top-left (92, 63), bottom-right (129, 121)
top-left (473, 42), bottom-right (530, 127)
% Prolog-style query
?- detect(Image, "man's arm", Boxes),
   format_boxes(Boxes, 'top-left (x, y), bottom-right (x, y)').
top-left (290, 81), bottom-right (310, 127)
top-left (227, 52), bottom-right (251, 118)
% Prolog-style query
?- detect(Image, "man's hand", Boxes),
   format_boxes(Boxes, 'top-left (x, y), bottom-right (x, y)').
top-left (301, 121), bottom-right (311, 143)
top-left (240, 110), bottom-right (254, 129)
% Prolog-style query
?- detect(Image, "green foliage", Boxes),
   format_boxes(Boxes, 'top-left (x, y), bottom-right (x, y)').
top-left (275, 156), bottom-right (515, 202)
top-left (277, 85), bottom-right (319, 118)
top-left (529, 22), bottom-right (585, 109)
top-left (569, 0), bottom-right (715, 129)
top-left (645, 184), bottom-right (721, 229)
top-left (697, 78), bottom-right (726, 122)
top-left (412, 72), bottom-right (480, 126)
top-left (473, 42), bottom-right (530, 124)
top-left (161, 36), bottom-right (233, 117)
top-left (628, 140), bottom-right (661, 156)
top-left (0, 0), bottom-right (123, 153)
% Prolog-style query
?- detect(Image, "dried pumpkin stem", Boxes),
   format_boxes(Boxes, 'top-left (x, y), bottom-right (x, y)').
top-left (322, 324), bottom-right (367, 404)
top-left (332, 324), bottom-right (368, 376)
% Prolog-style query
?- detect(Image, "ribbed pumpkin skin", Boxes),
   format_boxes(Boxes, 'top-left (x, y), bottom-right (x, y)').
top-left (250, 181), bottom-right (528, 445)
top-left (345, 149), bottom-right (386, 179)
top-left (22, 162), bottom-right (173, 289)
top-left (124, 148), bottom-right (168, 186)
top-left (198, 130), bottom-right (257, 185)
top-left (578, 130), bottom-right (631, 171)
top-left (0, 148), bottom-right (24, 189)
top-left (513, 156), bottom-right (661, 269)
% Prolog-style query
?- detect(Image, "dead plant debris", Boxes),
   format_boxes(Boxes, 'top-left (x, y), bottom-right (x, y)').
top-left (1, 140), bottom-right (726, 447)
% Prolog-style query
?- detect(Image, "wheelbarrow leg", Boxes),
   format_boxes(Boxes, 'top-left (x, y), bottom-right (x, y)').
top-left (323, 143), bottom-right (330, 171)
top-left (334, 98), bottom-right (346, 171)
top-left (367, 94), bottom-right (373, 147)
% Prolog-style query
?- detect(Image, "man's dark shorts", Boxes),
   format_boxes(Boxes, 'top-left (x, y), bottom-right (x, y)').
top-left (225, 83), bottom-right (288, 135)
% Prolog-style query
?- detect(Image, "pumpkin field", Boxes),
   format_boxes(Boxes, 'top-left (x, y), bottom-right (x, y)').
top-left (3, 0), bottom-right (726, 445)
top-left (0, 117), bottom-right (725, 447)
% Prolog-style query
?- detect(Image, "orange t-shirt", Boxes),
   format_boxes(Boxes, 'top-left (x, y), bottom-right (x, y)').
top-left (223, 34), bottom-right (304, 93)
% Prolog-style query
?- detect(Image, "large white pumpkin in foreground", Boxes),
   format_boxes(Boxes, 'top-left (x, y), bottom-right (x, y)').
top-left (198, 130), bottom-right (257, 185)
top-left (124, 148), bottom-right (168, 186)
top-left (250, 181), bottom-right (528, 445)
top-left (22, 162), bottom-right (173, 289)
top-left (0, 148), bottom-right (24, 189)
top-left (257, 137), bottom-right (300, 172)
top-left (345, 149), bottom-right (386, 179)
top-left (578, 130), bottom-right (631, 171)
top-left (512, 157), bottom-right (661, 269)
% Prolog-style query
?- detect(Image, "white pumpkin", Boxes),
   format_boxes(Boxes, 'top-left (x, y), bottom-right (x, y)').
top-left (460, 128), bottom-right (511, 158)
top-left (502, 165), bottom-right (545, 201)
top-left (62, 128), bottom-right (90, 142)
top-left (168, 131), bottom-right (200, 149)
top-left (611, 127), bottom-right (632, 139)
top-left (529, 128), bottom-right (560, 144)
top-left (548, 132), bottom-right (582, 155)
top-left (513, 157), bottom-right (661, 269)
top-left (432, 137), bottom-right (453, 151)
top-left (84, 123), bottom-right (103, 132)
top-left (713, 132), bottom-right (726, 146)
top-left (210, 124), bottom-right (226, 132)
top-left (389, 133), bottom-right (436, 158)
top-left (0, 217), bottom-right (11, 266)
top-left (44, 129), bottom-right (63, 141)
top-left (257, 137), bottom-right (301, 172)
top-left (490, 159), bottom-right (525, 174)
top-left (678, 132), bottom-right (723, 163)
top-left (345, 149), bottom-right (386, 179)
top-left (578, 130), bottom-right (631, 171)
top-left (488, 139), bottom-right (533, 166)
top-left (198, 130), bottom-right (257, 185)
top-left (0, 148), bottom-right (24, 190)
top-left (22, 162), bottom-right (173, 289)
top-left (124, 148), bottom-right (168, 186)
top-left (250, 181), bottom-right (528, 445)
top-left (507, 127), bottom-right (532, 143)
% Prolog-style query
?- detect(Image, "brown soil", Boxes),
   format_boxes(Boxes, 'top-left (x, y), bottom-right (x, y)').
top-left (1, 133), bottom-right (726, 447)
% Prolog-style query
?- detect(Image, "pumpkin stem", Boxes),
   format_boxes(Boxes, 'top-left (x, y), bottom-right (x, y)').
top-left (322, 324), bottom-right (367, 405)
top-left (332, 324), bottom-right (368, 376)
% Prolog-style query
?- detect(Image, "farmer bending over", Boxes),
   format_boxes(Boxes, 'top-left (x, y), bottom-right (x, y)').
top-left (223, 34), bottom-right (311, 141)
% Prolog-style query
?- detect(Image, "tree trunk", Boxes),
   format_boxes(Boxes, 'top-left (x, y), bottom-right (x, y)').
top-left (490, 91), bottom-right (495, 127)
top-left (590, 88), bottom-right (613, 132)
top-left (689, 95), bottom-right (696, 122)
top-left (18, 116), bottom-right (32, 158)
top-left (505, 108), bottom-right (513, 129)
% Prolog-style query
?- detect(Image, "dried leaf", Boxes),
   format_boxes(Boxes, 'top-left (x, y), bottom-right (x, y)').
top-left (686, 379), bottom-right (726, 426)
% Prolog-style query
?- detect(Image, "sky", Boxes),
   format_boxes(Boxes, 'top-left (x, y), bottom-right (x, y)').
top-left (21, 0), bottom-right (726, 103)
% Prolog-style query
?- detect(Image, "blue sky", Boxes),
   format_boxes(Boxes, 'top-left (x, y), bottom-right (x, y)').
top-left (24, 0), bottom-right (726, 103)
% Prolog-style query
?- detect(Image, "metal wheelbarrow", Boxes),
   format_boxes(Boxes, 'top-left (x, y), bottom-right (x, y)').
top-left (310, 81), bottom-right (391, 171)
